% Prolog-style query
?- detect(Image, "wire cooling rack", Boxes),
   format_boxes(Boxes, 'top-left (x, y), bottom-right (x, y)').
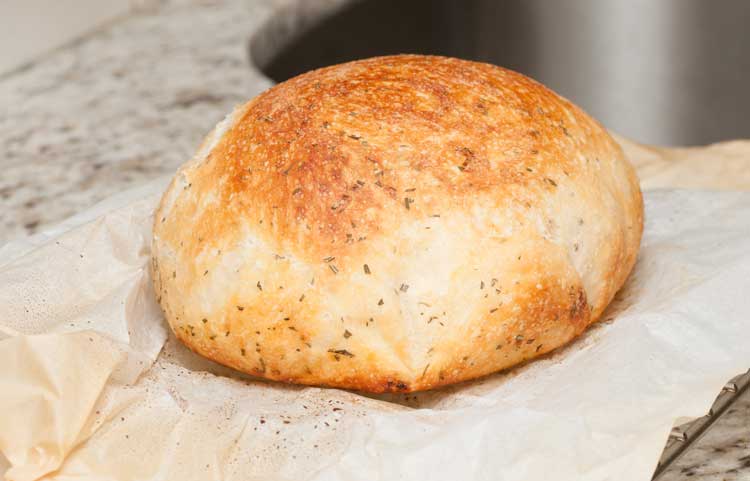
top-left (653, 369), bottom-right (750, 479)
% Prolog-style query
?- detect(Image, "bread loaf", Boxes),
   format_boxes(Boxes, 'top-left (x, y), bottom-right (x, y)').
top-left (151, 55), bottom-right (643, 392)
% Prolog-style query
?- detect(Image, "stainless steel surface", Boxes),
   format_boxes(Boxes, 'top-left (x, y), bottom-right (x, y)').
top-left (255, 0), bottom-right (750, 146)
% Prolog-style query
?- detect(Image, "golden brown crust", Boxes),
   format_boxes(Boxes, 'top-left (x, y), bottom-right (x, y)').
top-left (151, 55), bottom-right (643, 393)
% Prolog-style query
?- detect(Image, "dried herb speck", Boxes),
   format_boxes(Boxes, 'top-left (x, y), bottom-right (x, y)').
top-left (323, 256), bottom-right (335, 263)
top-left (404, 197), bottom-right (414, 210)
top-left (399, 283), bottom-right (409, 293)
top-left (378, 298), bottom-right (384, 306)
top-left (329, 264), bottom-right (339, 274)
top-left (343, 330), bottom-right (352, 339)
top-left (256, 281), bottom-right (263, 291)
top-left (363, 264), bottom-right (371, 275)
top-left (328, 349), bottom-right (354, 358)
top-left (237, 306), bottom-right (244, 311)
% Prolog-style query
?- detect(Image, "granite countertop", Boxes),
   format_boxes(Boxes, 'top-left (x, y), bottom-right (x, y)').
top-left (0, 0), bottom-right (747, 478)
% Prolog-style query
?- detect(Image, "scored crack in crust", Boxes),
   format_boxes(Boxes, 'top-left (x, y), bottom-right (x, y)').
top-left (151, 55), bottom-right (643, 393)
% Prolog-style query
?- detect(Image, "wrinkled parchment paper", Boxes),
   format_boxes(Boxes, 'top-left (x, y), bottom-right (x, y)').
top-left (1, 141), bottom-right (749, 481)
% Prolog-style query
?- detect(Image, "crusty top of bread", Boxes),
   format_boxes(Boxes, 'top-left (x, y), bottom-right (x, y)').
top-left (152, 55), bottom-right (643, 392)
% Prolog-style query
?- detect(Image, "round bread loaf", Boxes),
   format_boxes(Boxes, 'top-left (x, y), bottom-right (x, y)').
top-left (151, 55), bottom-right (643, 392)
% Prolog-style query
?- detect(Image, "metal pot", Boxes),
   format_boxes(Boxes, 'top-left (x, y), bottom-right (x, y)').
top-left (256, 0), bottom-right (750, 146)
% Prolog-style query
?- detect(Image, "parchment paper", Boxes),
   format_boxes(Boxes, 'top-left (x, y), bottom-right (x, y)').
top-left (1, 141), bottom-right (749, 481)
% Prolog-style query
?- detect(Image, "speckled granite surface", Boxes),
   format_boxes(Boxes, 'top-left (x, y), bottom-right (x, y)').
top-left (1, 0), bottom-right (748, 478)
top-left (0, 0), bottom-right (264, 241)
